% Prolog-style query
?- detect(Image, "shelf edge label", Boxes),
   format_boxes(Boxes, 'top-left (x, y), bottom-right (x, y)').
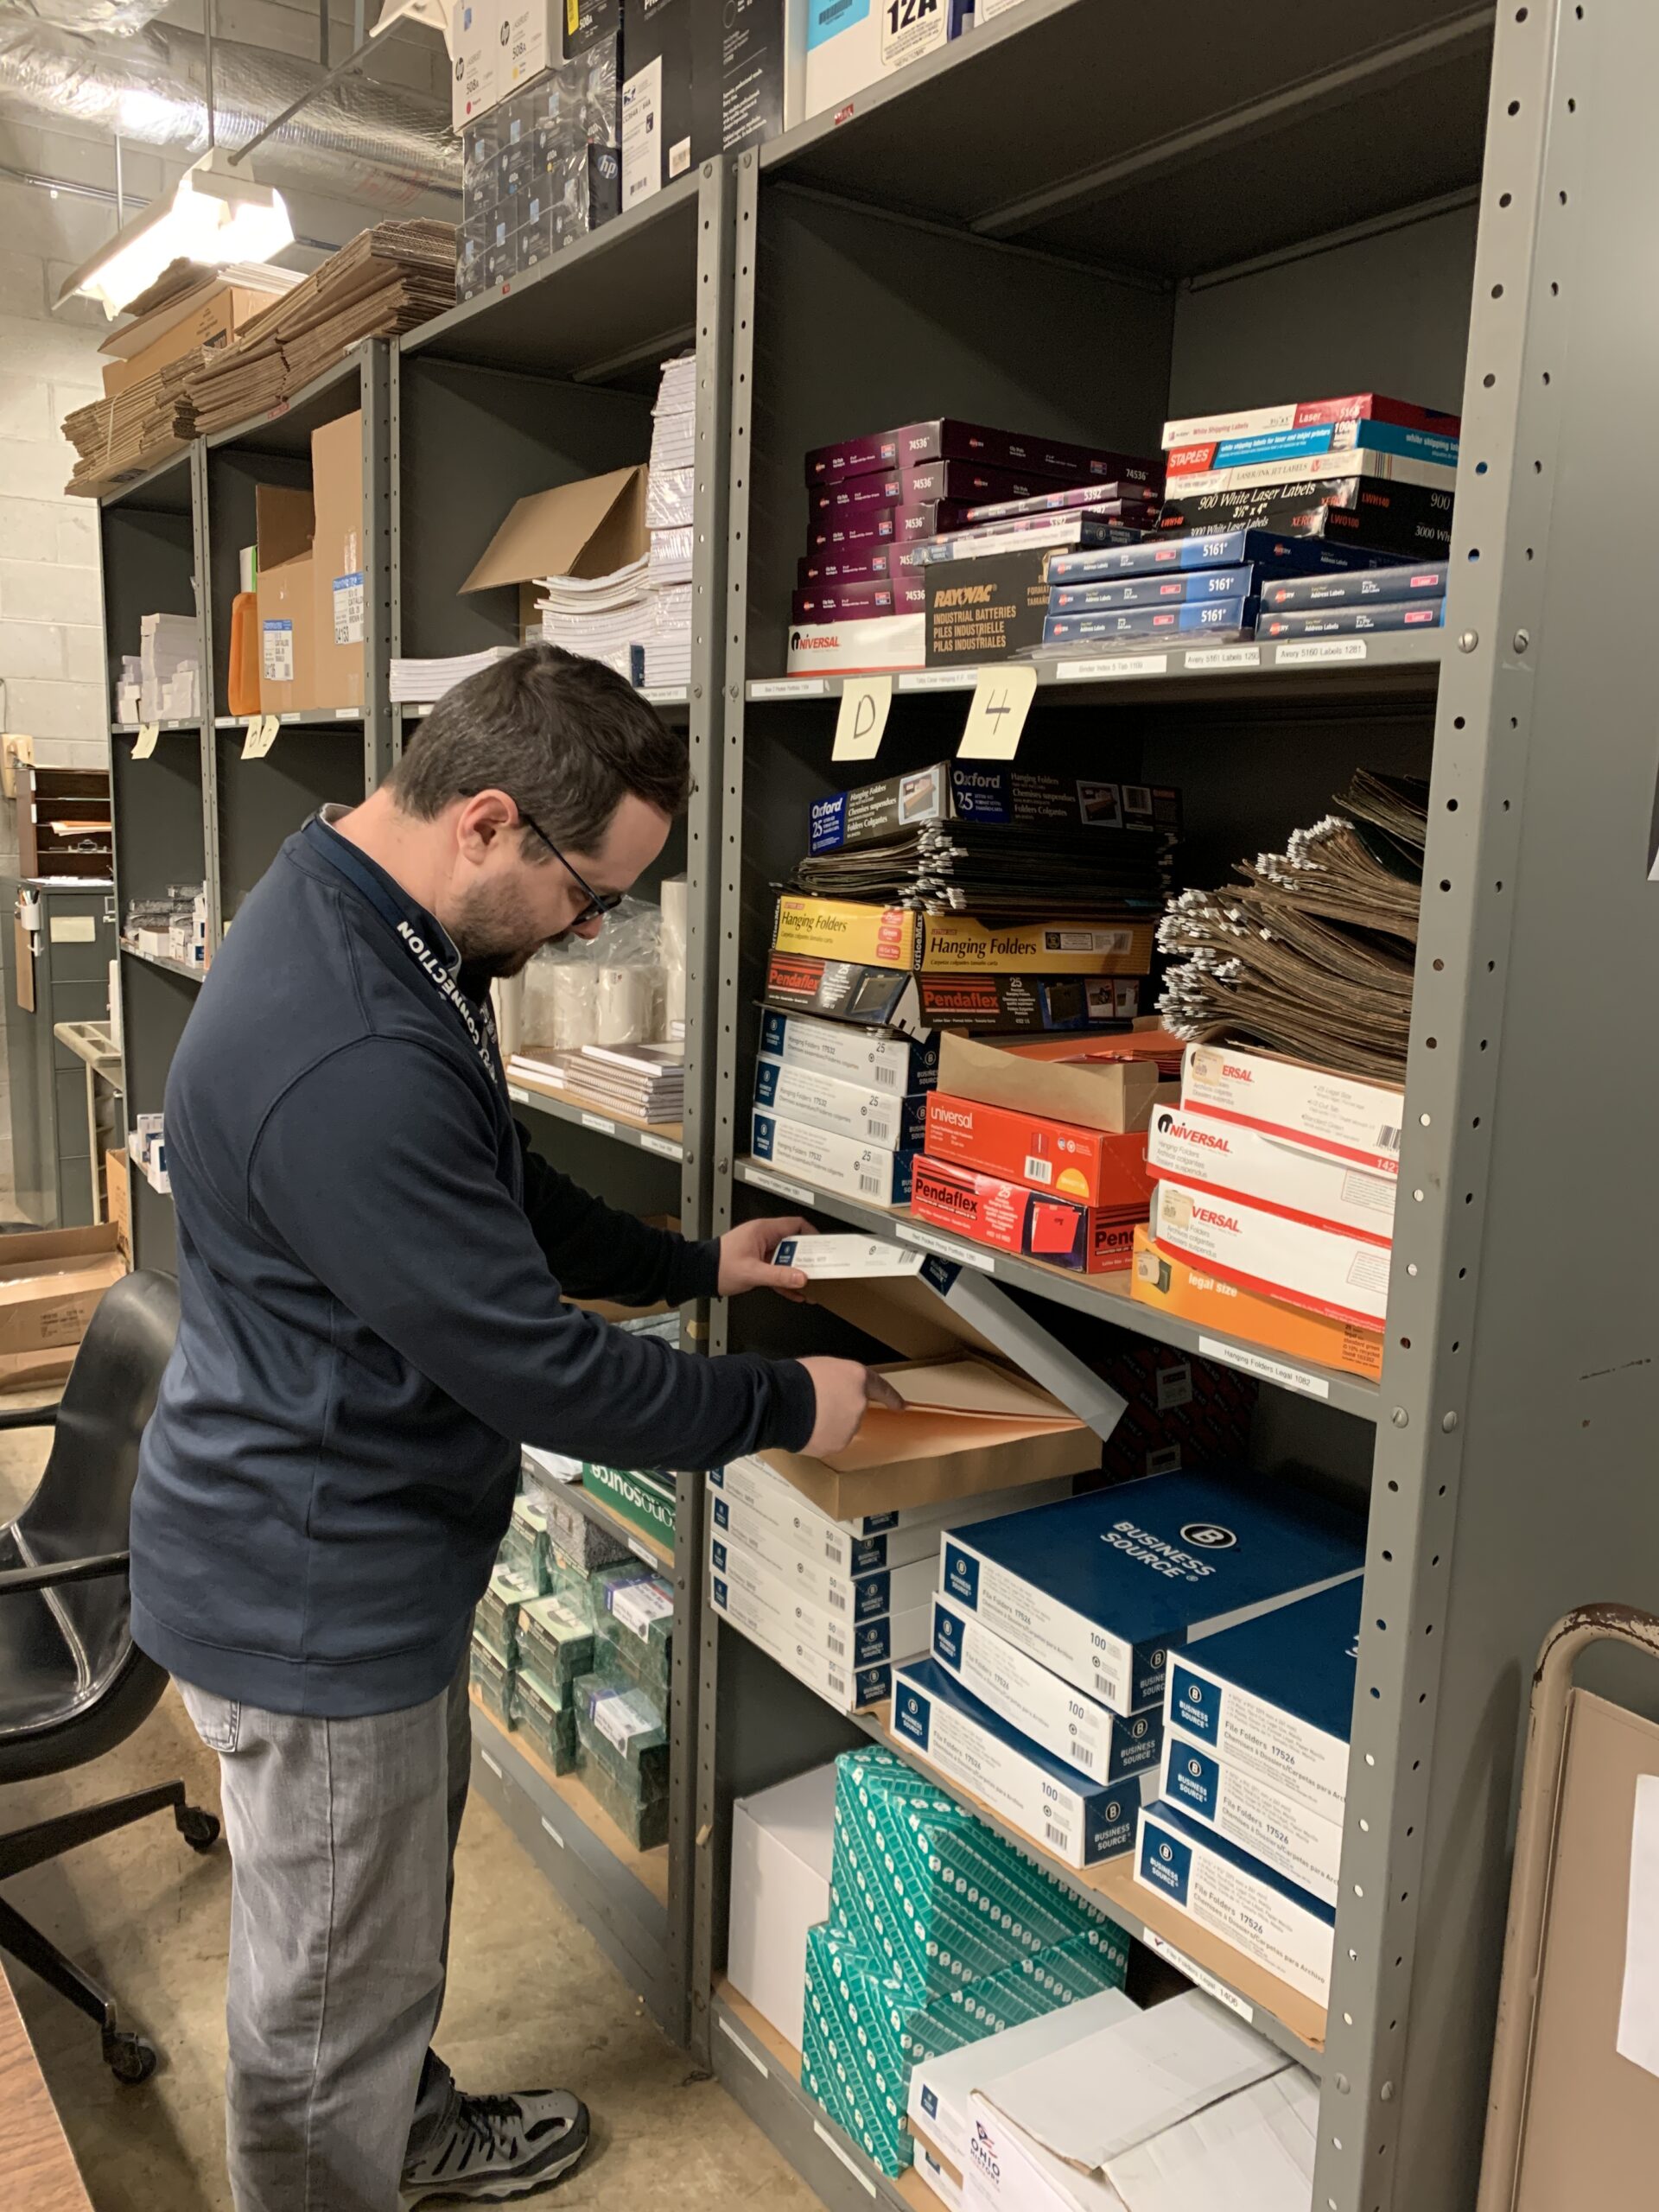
top-left (745, 1166), bottom-right (817, 1205)
top-left (1274, 638), bottom-right (1368, 665)
top-left (1184, 645), bottom-right (1261, 671)
top-left (897, 1223), bottom-right (995, 1273)
top-left (1056, 653), bottom-right (1168, 682)
top-left (640, 1132), bottom-right (683, 1160)
top-left (1197, 1336), bottom-right (1332, 1401)
top-left (1144, 1930), bottom-right (1255, 2023)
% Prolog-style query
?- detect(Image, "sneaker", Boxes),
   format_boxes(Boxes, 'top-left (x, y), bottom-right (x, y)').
top-left (401, 2090), bottom-right (591, 2205)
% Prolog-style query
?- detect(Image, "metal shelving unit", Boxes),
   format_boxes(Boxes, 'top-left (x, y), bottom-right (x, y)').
top-left (96, 7), bottom-right (1656, 2203)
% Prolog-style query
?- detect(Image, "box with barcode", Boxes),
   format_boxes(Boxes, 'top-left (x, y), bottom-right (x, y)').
top-left (581, 1462), bottom-right (677, 1555)
top-left (1160, 1730), bottom-right (1343, 1906)
top-left (709, 1459), bottom-right (1076, 1582)
top-left (579, 1732), bottom-right (669, 1849)
top-left (1148, 1179), bottom-right (1390, 1331)
top-left (574, 1669), bottom-right (667, 1791)
top-left (753, 1053), bottom-right (929, 1151)
top-left (709, 1522), bottom-right (930, 1671)
top-left (708, 1557), bottom-right (892, 1712)
top-left (891, 1658), bottom-right (1147, 1870)
top-left (1136, 1799), bottom-right (1334, 2005)
top-left (476, 1565), bottom-right (540, 1666)
top-left (1179, 1043), bottom-right (1403, 1176)
top-left (511, 1664), bottom-right (576, 1773)
top-left (705, 1488), bottom-right (938, 1625)
top-left (758, 1006), bottom-right (938, 1094)
top-left (750, 1107), bottom-right (914, 1205)
top-left (595, 1568), bottom-right (673, 1693)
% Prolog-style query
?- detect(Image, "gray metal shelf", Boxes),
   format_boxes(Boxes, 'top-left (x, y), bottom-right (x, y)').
top-left (119, 942), bottom-right (205, 987)
top-left (508, 1077), bottom-right (684, 1166)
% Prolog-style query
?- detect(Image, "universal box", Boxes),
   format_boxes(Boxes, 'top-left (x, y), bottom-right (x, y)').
top-left (925, 1092), bottom-right (1154, 1211)
top-left (759, 1005), bottom-right (939, 1093)
top-left (1135, 1800), bottom-right (1335, 2005)
top-left (891, 1659), bottom-right (1147, 1870)
top-left (753, 1052), bottom-right (928, 1151)
top-left (709, 1560), bottom-right (893, 1712)
top-left (1160, 1732), bottom-right (1343, 1907)
top-left (1179, 1043), bottom-right (1403, 1177)
top-left (910, 1154), bottom-right (1141, 1276)
top-left (938, 1470), bottom-right (1364, 1717)
top-left (1147, 1100), bottom-right (1396, 1239)
top-left (1166, 1579), bottom-right (1358, 1825)
top-left (785, 613), bottom-right (925, 673)
top-left (1147, 1180), bottom-right (1390, 1331)
top-left (1129, 1224), bottom-right (1383, 1384)
top-left (750, 1105), bottom-right (914, 1205)
top-left (709, 1488), bottom-right (938, 1623)
top-left (929, 1596), bottom-right (1162, 1789)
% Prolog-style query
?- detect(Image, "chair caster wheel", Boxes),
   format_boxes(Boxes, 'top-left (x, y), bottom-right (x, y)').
top-left (105, 2030), bottom-right (158, 2084)
top-left (176, 1805), bottom-right (220, 1853)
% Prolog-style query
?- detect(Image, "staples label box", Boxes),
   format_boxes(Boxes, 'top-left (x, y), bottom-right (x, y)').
top-left (892, 1659), bottom-right (1148, 1870)
top-left (754, 1054), bottom-right (927, 1151)
top-left (930, 1595), bottom-right (1162, 1788)
top-left (1181, 1044), bottom-right (1403, 1177)
top-left (753, 1235), bottom-right (1126, 1523)
top-left (1167, 1580), bottom-right (1357, 1823)
top-left (1149, 1181), bottom-right (1390, 1331)
top-left (1161, 1732), bottom-right (1343, 1907)
top-left (1149, 1100), bottom-right (1395, 1238)
top-left (1136, 1800), bottom-right (1335, 2006)
top-left (939, 1470), bottom-right (1363, 1716)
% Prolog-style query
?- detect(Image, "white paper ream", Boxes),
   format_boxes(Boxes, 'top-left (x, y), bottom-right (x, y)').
top-left (1105, 2069), bottom-right (1319, 2212)
top-left (1618, 1772), bottom-right (1659, 2075)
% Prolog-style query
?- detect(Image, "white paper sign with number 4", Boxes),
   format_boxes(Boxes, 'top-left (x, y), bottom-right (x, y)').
top-left (958, 664), bottom-right (1037, 761)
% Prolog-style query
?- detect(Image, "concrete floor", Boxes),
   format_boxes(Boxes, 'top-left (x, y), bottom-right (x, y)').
top-left (0, 1410), bottom-right (821, 2212)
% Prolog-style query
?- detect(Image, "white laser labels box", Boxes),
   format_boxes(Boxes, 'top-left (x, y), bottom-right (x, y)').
top-left (1160, 1733), bottom-right (1343, 1907)
top-left (728, 1762), bottom-right (836, 2051)
top-left (753, 1052), bottom-right (929, 1151)
top-left (1166, 1580), bottom-right (1358, 1825)
top-left (929, 1595), bottom-right (1163, 1789)
top-left (709, 1487), bottom-right (939, 1624)
top-left (1179, 1042), bottom-right (1403, 1178)
top-left (709, 1560), bottom-right (891, 1713)
top-left (751, 1107), bottom-right (914, 1205)
top-left (759, 1006), bottom-right (938, 1096)
top-left (939, 1470), bottom-right (1364, 1717)
top-left (1148, 1180), bottom-right (1390, 1330)
top-left (1136, 1799), bottom-right (1335, 2005)
top-left (1147, 1100), bottom-right (1396, 1239)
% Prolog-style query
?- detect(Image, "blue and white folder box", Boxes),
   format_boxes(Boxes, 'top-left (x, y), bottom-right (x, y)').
top-left (1160, 1733), bottom-right (1342, 1907)
top-left (759, 1006), bottom-right (939, 1094)
top-left (930, 1595), bottom-right (1162, 1788)
top-left (750, 1105), bottom-right (915, 1205)
top-left (1166, 1580), bottom-right (1358, 1827)
top-left (709, 1524), bottom-right (929, 1670)
top-left (939, 1471), bottom-right (1365, 1719)
top-left (710, 1488), bottom-right (938, 1624)
top-left (1136, 1799), bottom-right (1335, 2005)
top-left (753, 1052), bottom-right (929, 1152)
top-left (891, 1658), bottom-right (1148, 1871)
top-left (709, 1566), bottom-right (890, 1713)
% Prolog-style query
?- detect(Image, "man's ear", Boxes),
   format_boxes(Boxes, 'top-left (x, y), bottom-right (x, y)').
top-left (454, 789), bottom-right (518, 861)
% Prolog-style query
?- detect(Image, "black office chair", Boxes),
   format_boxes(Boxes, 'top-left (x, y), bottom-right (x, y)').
top-left (0, 1269), bottom-right (219, 2083)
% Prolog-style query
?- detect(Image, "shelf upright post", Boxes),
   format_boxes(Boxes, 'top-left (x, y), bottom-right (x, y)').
top-left (191, 435), bottom-right (225, 950)
top-left (361, 340), bottom-right (395, 791)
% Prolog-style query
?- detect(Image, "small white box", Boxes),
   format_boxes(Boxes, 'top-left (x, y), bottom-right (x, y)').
top-left (1150, 1179), bottom-right (1390, 1329)
top-left (1148, 1100), bottom-right (1395, 1239)
top-left (449, 0), bottom-right (497, 124)
top-left (499, 0), bottom-right (559, 91)
top-left (707, 1490), bottom-right (938, 1624)
top-left (1135, 1800), bottom-right (1334, 2005)
top-left (759, 1006), bottom-right (938, 1096)
top-left (1179, 1042), bottom-right (1402, 1177)
top-left (1160, 1729), bottom-right (1344, 1907)
top-left (708, 1559), bottom-right (888, 1713)
top-left (750, 1107), bottom-right (913, 1205)
top-left (728, 1763), bottom-right (836, 2051)
top-left (753, 1053), bottom-right (927, 1150)
top-left (709, 1522), bottom-right (929, 1669)
top-left (785, 613), bottom-right (926, 675)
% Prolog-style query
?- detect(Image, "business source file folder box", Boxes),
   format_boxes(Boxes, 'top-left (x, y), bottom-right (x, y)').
top-left (1136, 1798), bottom-right (1336, 2005)
top-left (939, 1470), bottom-right (1365, 1718)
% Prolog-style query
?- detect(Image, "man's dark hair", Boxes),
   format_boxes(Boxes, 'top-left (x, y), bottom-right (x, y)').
top-left (390, 644), bottom-right (690, 855)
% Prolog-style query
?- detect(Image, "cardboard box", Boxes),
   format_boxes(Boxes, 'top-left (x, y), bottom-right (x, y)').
top-left (925, 548), bottom-right (1054, 666)
top-left (462, 466), bottom-right (648, 639)
top-left (750, 1106), bottom-right (915, 1205)
top-left (771, 897), bottom-right (1153, 978)
top-left (0, 1221), bottom-right (126, 1391)
top-left (728, 1761), bottom-right (837, 2050)
top-left (1148, 1099), bottom-right (1396, 1240)
top-left (759, 1005), bottom-right (938, 1094)
top-left (709, 1558), bottom-right (893, 1713)
top-left (711, 1491), bottom-right (938, 1623)
top-left (693, 0), bottom-right (787, 153)
top-left (622, 0), bottom-right (696, 210)
top-left (936, 1032), bottom-right (1176, 1137)
top-left (256, 484), bottom-right (316, 714)
top-left (754, 1237), bottom-right (1126, 1523)
top-left (925, 1093), bottom-right (1153, 1211)
top-left (939, 1470), bottom-right (1364, 1716)
top-left (104, 1147), bottom-right (130, 1262)
top-left (1148, 1179), bottom-right (1390, 1331)
top-left (1129, 1224), bottom-right (1383, 1384)
top-left (1166, 1580), bottom-right (1357, 1825)
top-left (910, 1154), bottom-right (1141, 1276)
top-left (892, 1659), bottom-right (1149, 1870)
top-left (1135, 1800), bottom-right (1335, 2005)
top-left (786, 614), bottom-right (926, 673)
top-left (1179, 1042), bottom-right (1403, 1178)
top-left (310, 411), bottom-right (365, 711)
top-left (764, 954), bottom-right (1139, 1036)
top-left (929, 1595), bottom-right (1162, 1789)
top-left (709, 1452), bottom-right (1075, 1574)
top-left (754, 1053), bottom-right (928, 1151)
top-left (99, 276), bottom-right (286, 398)
top-left (1160, 1728), bottom-right (1344, 1907)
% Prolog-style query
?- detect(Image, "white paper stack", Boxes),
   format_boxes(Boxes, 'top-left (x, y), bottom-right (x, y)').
top-left (139, 613), bottom-right (200, 721)
top-left (642, 353), bottom-right (696, 691)
top-left (117, 654), bottom-right (143, 723)
top-left (389, 647), bottom-right (517, 702)
top-left (537, 553), bottom-right (655, 681)
top-left (509, 1041), bottom-right (684, 1122)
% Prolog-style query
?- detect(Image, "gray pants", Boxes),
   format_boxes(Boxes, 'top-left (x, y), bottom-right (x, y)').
top-left (178, 1658), bottom-right (471, 2212)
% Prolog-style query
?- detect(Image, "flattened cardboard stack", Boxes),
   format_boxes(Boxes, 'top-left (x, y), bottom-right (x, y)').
top-left (187, 220), bottom-right (455, 436)
top-left (63, 356), bottom-right (200, 498)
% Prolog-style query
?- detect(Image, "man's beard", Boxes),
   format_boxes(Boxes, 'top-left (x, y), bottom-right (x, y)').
top-left (449, 880), bottom-right (567, 979)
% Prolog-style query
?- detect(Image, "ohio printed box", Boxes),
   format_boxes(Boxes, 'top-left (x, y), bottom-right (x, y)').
top-left (1166, 1580), bottom-right (1357, 1827)
top-left (891, 1657), bottom-right (1149, 1870)
top-left (1135, 1800), bottom-right (1335, 2006)
top-left (929, 1595), bottom-right (1162, 1789)
top-left (939, 1471), bottom-right (1364, 1717)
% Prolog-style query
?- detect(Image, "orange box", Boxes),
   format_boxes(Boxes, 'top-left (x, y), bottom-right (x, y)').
top-left (1128, 1225), bottom-right (1383, 1382)
top-left (925, 1091), bottom-right (1154, 1210)
top-left (910, 1154), bottom-right (1141, 1275)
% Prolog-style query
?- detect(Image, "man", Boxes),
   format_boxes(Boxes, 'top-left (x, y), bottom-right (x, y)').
top-left (130, 645), bottom-right (887, 2212)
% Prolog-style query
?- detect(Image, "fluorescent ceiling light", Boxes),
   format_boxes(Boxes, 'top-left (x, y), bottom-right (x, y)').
top-left (57, 149), bottom-right (294, 319)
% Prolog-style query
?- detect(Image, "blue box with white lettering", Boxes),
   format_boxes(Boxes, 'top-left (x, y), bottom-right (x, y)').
top-left (1045, 598), bottom-right (1255, 648)
top-left (1047, 527), bottom-right (1382, 588)
top-left (930, 1594), bottom-right (1161, 1789)
top-left (939, 1470), bottom-right (1364, 1716)
top-left (892, 1658), bottom-right (1147, 1869)
top-left (1258, 560), bottom-right (1451, 613)
top-left (1135, 1798), bottom-right (1335, 2005)
top-left (1257, 599), bottom-right (1446, 639)
top-left (1166, 1579), bottom-right (1358, 1826)
top-left (1049, 565), bottom-right (1257, 615)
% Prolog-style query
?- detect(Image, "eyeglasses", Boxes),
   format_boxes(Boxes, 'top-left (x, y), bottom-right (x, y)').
top-left (516, 806), bottom-right (623, 930)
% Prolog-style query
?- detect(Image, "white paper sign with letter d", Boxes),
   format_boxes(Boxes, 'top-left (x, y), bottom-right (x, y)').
top-left (832, 675), bottom-right (893, 763)
top-left (959, 664), bottom-right (1037, 761)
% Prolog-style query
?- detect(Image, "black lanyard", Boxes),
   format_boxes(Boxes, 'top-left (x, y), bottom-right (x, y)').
top-left (304, 817), bottom-right (503, 1092)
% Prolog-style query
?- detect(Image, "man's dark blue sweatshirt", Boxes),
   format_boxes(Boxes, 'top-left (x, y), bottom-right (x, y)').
top-left (130, 814), bottom-right (817, 1718)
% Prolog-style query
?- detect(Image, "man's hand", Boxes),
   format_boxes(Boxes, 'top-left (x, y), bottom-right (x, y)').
top-left (717, 1215), bottom-right (813, 1299)
top-left (798, 1357), bottom-right (906, 1457)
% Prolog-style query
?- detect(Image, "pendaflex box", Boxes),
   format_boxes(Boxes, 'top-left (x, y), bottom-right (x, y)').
top-left (1049, 565), bottom-right (1257, 615)
top-left (709, 1526), bottom-right (930, 1669)
top-left (1045, 595), bottom-right (1255, 647)
top-left (709, 1488), bottom-right (938, 1624)
top-left (709, 1560), bottom-right (891, 1713)
top-left (1048, 528), bottom-right (1379, 588)
top-left (1180, 1042), bottom-right (1403, 1176)
top-left (938, 1470), bottom-right (1365, 1717)
top-left (910, 1154), bottom-right (1142, 1277)
top-left (1147, 1100), bottom-right (1396, 1239)
top-left (930, 1595), bottom-right (1163, 1789)
top-left (751, 1106), bottom-right (915, 1205)
top-left (1148, 1179), bottom-right (1390, 1331)
top-left (925, 1091), bottom-right (1154, 1211)
top-left (759, 1005), bottom-right (938, 1094)
top-left (891, 1658), bottom-right (1149, 1871)
top-left (1166, 1580), bottom-right (1359, 1823)
top-left (1160, 1729), bottom-right (1343, 1907)
top-left (1258, 561), bottom-right (1452, 612)
top-left (753, 1053), bottom-right (928, 1151)
top-left (1135, 1799), bottom-right (1335, 2005)
top-left (1258, 599), bottom-right (1447, 638)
